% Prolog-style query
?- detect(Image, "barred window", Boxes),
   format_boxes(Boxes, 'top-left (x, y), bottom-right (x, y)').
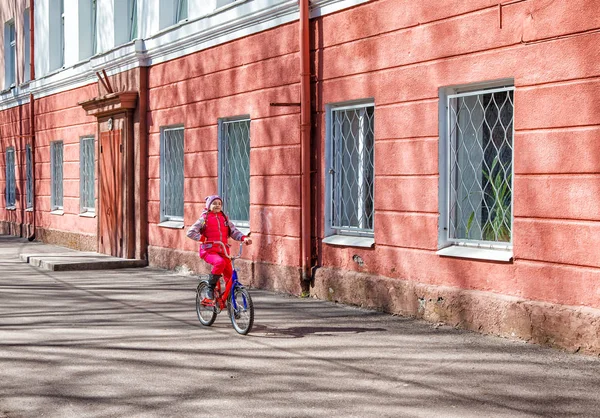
top-left (5, 147), bottom-right (15, 208)
top-left (160, 126), bottom-right (184, 222)
top-left (443, 84), bottom-right (514, 248)
top-left (51, 141), bottom-right (64, 210)
top-left (326, 101), bottom-right (375, 238)
top-left (219, 117), bottom-right (250, 227)
top-left (26, 144), bottom-right (33, 209)
top-left (80, 137), bottom-right (95, 213)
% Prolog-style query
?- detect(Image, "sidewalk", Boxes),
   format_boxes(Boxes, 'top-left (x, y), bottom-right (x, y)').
top-left (0, 235), bottom-right (599, 418)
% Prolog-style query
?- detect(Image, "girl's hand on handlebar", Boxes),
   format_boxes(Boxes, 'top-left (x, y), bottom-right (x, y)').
top-left (243, 237), bottom-right (252, 245)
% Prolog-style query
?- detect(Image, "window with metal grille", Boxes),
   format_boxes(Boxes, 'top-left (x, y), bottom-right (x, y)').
top-left (326, 101), bottom-right (375, 237)
top-left (26, 144), bottom-right (33, 209)
top-left (51, 141), bottom-right (64, 210)
top-left (80, 137), bottom-right (95, 213)
top-left (160, 126), bottom-right (184, 222)
top-left (443, 84), bottom-right (514, 248)
top-left (5, 147), bottom-right (16, 208)
top-left (4, 20), bottom-right (16, 87)
top-left (218, 117), bottom-right (250, 227)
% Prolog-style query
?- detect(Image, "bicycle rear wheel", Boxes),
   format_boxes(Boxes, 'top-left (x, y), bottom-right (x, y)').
top-left (227, 286), bottom-right (254, 335)
top-left (196, 281), bottom-right (217, 326)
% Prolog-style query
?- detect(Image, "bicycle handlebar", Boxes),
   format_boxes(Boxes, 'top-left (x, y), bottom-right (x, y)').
top-left (203, 239), bottom-right (247, 260)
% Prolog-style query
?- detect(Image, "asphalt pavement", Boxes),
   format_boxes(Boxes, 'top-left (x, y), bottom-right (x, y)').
top-left (0, 235), bottom-right (599, 418)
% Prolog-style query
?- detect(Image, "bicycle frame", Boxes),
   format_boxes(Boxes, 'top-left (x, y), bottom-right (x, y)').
top-left (201, 241), bottom-right (246, 312)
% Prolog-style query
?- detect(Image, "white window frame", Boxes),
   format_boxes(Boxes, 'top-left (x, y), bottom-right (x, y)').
top-left (50, 141), bottom-right (64, 212)
top-left (218, 115), bottom-right (251, 230)
top-left (4, 20), bottom-right (16, 88)
top-left (437, 79), bottom-right (514, 262)
top-left (159, 125), bottom-right (185, 228)
top-left (323, 99), bottom-right (375, 248)
top-left (5, 147), bottom-right (16, 209)
top-left (79, 136), bottom-right (95, 215)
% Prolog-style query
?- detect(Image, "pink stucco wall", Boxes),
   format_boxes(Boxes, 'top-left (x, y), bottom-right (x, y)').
top-left (146, 22), bottom-right (303, 268)
top-left (312, 0), bottom-right (600, 310)
top-left (0, 0), bottom-right (598, 325)
top-left (32, 85), bottom-right (98, 236)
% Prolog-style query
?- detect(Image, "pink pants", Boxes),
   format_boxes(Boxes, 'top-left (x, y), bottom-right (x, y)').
top-left (200, 251), bottom-right (233, 281)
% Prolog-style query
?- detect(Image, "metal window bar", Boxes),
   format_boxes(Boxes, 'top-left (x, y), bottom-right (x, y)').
top-left (161, 127), bottom-right (184, 221)
top-left (176, 0), bottom-right (188, 22)
top-left (129, 0), bottom-right (137, 40)
top-left (26, 144), bottom-right (33, 209)
top-left (220, 118), bottom-right (250, 226)
top-left (51, 142), bottom-right (64, 209)
top-left (5, 148), bottom-right (15, 207)
top-left (330, 104), bottom-right (375, 234)
top-left (80, 137), bottom-right (95, 212)
top-left (447, 86), bottom-right (514, 246)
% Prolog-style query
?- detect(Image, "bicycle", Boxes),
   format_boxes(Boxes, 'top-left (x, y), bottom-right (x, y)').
top-left (195, 240), bottom-right (254, 335)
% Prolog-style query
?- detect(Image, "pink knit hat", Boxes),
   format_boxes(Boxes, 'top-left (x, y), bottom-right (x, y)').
top-left (205, 195), bottom-right (222, 210)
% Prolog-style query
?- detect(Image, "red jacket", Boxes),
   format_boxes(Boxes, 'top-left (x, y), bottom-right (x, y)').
top-left (186, 210), bottom-right (246, 256)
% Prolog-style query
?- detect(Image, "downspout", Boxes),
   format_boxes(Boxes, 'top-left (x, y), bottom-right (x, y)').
top-left (27, 0), bottom-right (36, 241)
top-left (299, 0), bottom-right (311, 281)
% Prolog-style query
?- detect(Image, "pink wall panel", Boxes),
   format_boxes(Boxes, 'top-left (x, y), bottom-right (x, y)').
top-left (250, 146), bottom-right (300, 176)
top-left (516, 79), bottom-right (600, 130)
top-left (514, 219), bottom-right (600, 268)
top-left (249, 176), bottom-right (300, 207)
top-left (148, 54), bottom-right (299, 111)
top-left (249, 205), bottom-right (301, 238)
top-left (320, 8), bottom-right (521, 81)
top-left (375, 101), bottom-right (438, 140)
top-left (375, 139), bottom-right (438, 176)
top-left (374, 212), bottom-right (438, 250)
top-left (251, 114), bottom-right (300, 148)
top-left (375, 176), bottom-right (438, 213)
top-left (316, 0), bottom-right (500, 47)
top-left (515, 175), bottom-right (600, 221)
top-left (149, 22), bottom-right (298, 88)
top-left (515, 127), bottom-right (600, 174)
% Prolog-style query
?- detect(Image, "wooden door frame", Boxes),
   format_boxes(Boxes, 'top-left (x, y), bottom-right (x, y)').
top-left (80, 92), bottom-right (138, 259)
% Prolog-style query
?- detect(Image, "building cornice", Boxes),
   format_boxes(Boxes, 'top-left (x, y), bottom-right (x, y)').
top-left (4, 0), bottom-right (368, 105)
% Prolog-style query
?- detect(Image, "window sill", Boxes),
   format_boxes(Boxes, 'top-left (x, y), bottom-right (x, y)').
top-left (6, 206), bottom-right (16, 211)
top-left (158, 220), bottom-right (184, 229)
top-left (50, 209), bottom-right (64, 216)
top-left (323, 235), bottom-right (374, 248)
top-left (25, 207), bottom-right (33, 212)
top-left (436, 245), bottom-right (513, 262)
top-left (79, 211), bottom-right (96, 218)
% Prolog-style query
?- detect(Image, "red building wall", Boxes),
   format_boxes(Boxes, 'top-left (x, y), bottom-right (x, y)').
top-left (0, 0), bottom-right (598, 352)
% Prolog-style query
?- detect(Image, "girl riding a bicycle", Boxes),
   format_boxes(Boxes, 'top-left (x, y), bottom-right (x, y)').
top-left (186, 195), bottom-right (252, 300)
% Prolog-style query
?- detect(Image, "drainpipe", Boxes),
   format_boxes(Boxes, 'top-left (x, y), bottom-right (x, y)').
top-left (299, 0), bottom-right (311, 281)
top-left (27, 0), bottom-right (36, 241)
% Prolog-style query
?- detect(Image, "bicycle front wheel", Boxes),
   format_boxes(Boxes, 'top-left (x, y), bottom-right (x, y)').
top-left (196, 281), bottom-right (217, 326)
top-left (227, 286), bottom-right (254, 335)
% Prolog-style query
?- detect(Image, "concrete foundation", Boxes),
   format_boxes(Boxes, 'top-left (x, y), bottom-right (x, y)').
top-left (148, 245), bottom-right (304, 296)
top-left (312, 267), bottom-right (600, 355)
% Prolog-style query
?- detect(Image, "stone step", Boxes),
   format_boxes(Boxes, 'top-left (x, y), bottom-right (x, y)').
top-left (19, 252), bottom-right (147, 271)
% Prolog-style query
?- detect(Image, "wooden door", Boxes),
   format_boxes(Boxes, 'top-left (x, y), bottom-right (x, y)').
top-left (99, 119), bottom-right (123, 257)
